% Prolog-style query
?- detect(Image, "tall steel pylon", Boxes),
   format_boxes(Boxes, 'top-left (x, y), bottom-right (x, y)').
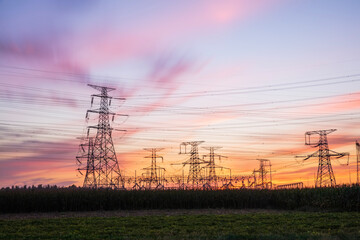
top-left (356, 141), bottom-right (360, 184)
top-left (142, 148), bottom-right (166, 189)
top-left (301, 129), bottom-right (348, 187)
top-left (76, 84), bottom-right (126, 188)
top-left (179, 141), bottom-right (205, 187)
top-left (253, 159), bottom-right (272, 189)
top-left (202, 147), bottom-right (227, 188)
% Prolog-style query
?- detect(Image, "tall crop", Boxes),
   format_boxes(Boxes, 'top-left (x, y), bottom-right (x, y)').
top-left (0, 185), bottom-right (359, 213)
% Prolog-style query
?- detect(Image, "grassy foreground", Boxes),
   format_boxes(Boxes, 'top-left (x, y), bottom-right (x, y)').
top-left (1, 212), bottom-right (360, 239)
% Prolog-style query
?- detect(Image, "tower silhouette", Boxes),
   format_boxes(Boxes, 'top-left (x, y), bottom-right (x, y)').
top-left (76, 84), bottom-right (125, 188)
top-left (253, 159), bottom-right (272, 189)
top-left (202, 147), bottom-right (227, 188)
top-left (302, 129), bottom-right (348, 187)
top-left (76, 137), bottom-right (97, 186)
top-left (179, 141), bottom-right (205, 187)
top-left (142, 148), bottom-right (166, 189)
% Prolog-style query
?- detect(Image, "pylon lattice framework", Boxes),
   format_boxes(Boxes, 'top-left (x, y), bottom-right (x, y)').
top-left (202, 147), bottom-right (228, 188)
top-left (76, 84), bottom-right (125, 188)
top-left (76, 137), bottom-right (96, 186)
top-left (303, 129), bottom-right (348, 187)
top-left (253, 159), bottom-right (272, 189)
top-left (179, 141), bottom-right (205, 187)
top-left (142, 148), bottom-right (166, 189)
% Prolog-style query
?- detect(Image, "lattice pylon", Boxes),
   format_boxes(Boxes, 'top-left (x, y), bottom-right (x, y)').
top-left (301, 129), bottom-right (349, 187)
top-left (76, 84), bottom-right (125, 188)
top-left (179, 141), bottom-right (205, 188)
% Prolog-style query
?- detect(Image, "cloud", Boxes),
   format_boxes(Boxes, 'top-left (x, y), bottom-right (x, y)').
top-left (296, 92), bottom-right (360, 115)
top-left (0, 0), bottom-right (279, 72)
top-left (2, 88), bottom-right (79, 108)
top-left (124, 54), bottom-right (202, 114)
top-left (0, 139), bottom-right (79, 187)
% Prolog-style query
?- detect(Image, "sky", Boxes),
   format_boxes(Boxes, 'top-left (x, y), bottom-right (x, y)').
top-left (0, 0), bottom-right (360, 188)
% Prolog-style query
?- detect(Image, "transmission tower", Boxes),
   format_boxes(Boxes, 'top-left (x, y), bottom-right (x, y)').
top-left (356, 141), bottom-right (360, 184)
top-left (76, 84), bottom-right (126, 188)
top-left (76, 137), bottom-right (97, 186)
top-left (179, 141), bottom-right (205, 188)
top-left (142, 148), bottom-right (166, 189)
top-left (253, 159), bottom-right (272, 189)
top-left (301, 129), bottom-right (349, 187)
top-left (202, 147), bottom-right (227, 188)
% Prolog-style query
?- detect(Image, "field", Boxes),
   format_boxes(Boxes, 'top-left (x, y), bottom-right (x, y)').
top-left (1, 185), bottom-right (360, 239)
top-left (1, 211), bottom-right (360, 239)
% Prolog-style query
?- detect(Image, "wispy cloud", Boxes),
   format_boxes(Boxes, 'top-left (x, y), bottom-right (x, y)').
top-left (0, 139), bottom-right (78, 187)
top-left (303, 92), bottom-right (360, 114)
top-left (0, 0), bottom-right (278, 73)
top-left (2, 89), bottom-right (79, 108)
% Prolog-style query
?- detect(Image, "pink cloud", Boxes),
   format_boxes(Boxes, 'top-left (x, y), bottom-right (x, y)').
top-left (36, 0), bottom-right (279, 70)
top-left (0, 0), bottom-right (281, 93)
top-left (124, 54), bottom-right (202, 115)
top-left (295, 92), bottom-right (360, 115)
top-left (0, 139), bottom-right (79, 187)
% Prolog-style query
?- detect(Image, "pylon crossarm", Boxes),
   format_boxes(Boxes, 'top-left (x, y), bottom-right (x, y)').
top-left (306, 129), bottom-right (336, 136)
top-left (170, 163), bottom-right (183, 165)
top-left (90, 95), bottom-right (125, 101)
top-left (91, 94), bottom-right (113, 99)
top-left (88, 84), bottom-right (116, 92)
top-left (327, 149), bottom-right (349, 158)
top-left (88, 126), bottom-right (113, 130)
top-left (302, 150), bottom-right (319, 160)
top-left (181, 158), bottom-right (195, 165)
top-left (144, 148), bottom-right (164, 152)
top-left (112, 97), bottom-right (126, 101)
top-left (87, 109), bottom-right (115, 115)
top-left (214, 164), bottom-right (228, 169)
top-left (198, 158), bottom-right (208, 164)
top-left (113, 129), bottom-right (126, 133)
top-left (338, 154), bottom-right (350, 166)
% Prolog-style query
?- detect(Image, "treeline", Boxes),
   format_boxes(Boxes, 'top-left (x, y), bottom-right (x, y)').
top-left (0, 185), bottom-right (359, 213)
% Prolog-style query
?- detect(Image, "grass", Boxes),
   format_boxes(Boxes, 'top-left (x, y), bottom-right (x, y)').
top-left (1, 212), bottom-right (360, 239)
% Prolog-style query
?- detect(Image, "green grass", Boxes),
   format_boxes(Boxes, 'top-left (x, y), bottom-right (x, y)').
top-left (1, 212), bottom-right (360, 239)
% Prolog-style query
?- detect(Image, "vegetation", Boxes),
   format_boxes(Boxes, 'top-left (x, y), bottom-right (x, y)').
top-left (1, 212), bottom-right (360, 239)
top-left (0, 184), bottom-right (359, 213)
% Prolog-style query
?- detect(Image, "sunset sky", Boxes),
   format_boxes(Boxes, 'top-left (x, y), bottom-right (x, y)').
top-left (1, 0), bottom-right (360, 188)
